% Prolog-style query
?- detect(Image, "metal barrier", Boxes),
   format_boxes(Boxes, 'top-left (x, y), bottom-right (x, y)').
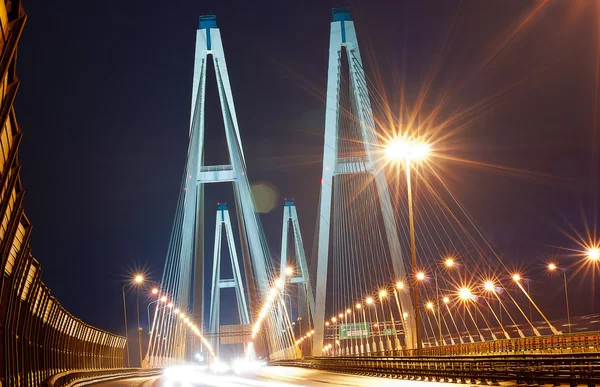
top-left (327, 331), bottom-right (600, 357)
top-left (0, 2), bottom-right (127, 386)
top-left (275, 354), bottom-right (600, 386)
top-left (45, 368), bottom-right (161, 387)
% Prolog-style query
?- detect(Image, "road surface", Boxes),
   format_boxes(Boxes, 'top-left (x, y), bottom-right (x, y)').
top-left (90, 366), bottom-right (446, 386)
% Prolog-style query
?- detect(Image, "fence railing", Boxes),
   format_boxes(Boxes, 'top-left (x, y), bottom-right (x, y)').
top-left (325, 331), bottom-right (600, 357)
top-left (0, 2), bottom-right (127, 386)
top-left (275, 353), bottom-right (600, 385)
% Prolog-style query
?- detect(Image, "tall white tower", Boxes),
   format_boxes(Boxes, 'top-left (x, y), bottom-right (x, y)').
top-left (311, 8), bottom-right (416, 355)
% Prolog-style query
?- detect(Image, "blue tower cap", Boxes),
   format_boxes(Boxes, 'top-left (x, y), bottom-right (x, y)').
top-left (332, 7), bottom-right (351, 22)
top-left (217, 203), bottom-right (227, 211)
top-left (199, 15), bottom-right (217, 29)
top-left (284, 199), bottom-right (295, 207)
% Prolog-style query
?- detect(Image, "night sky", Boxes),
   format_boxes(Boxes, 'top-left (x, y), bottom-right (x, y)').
top-left (14, 0), bottom-right (600, 348)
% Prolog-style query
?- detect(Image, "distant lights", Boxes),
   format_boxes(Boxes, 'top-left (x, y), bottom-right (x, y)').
top-left (396, 281), bottom-right (404, 289)
top-left (151, 288), bottom-right (159, 295)
top-left (160, 296), bottom-right (167, 302)
top-left (443, 296), bottom-right (450, 304)
top-left (416, 272), bottom-right (425, 281)
top-left (512, 274), bottom-right (521, 282)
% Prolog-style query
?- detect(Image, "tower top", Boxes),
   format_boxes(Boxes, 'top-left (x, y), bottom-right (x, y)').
top-left (217, 203), bottom-right (228, 211)
top-left (332, 7), bottom-right (351, 22)
top-left (199, 14), bottom-right (217, 29)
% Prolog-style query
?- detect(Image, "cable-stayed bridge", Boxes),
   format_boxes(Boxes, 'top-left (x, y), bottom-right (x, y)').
top-left (1, 3), bottom-right (599, 386)
top-left (142, 7), bottom-right (599, 368)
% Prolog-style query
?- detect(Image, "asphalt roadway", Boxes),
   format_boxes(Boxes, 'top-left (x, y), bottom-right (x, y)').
top-left (89, 366), bottom-right (447, 386)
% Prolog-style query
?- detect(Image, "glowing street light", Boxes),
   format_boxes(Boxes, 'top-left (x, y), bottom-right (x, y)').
top-left (379, 290), bottom-right (387, 298)
top-left (366, 297), bottom-right (374, 305)
top-left (416, 272), bottom-right (425, 281)
top-left (355, 303), bottom-right (362, 309)
top-left (160, 296), bottom-right (167, 303)
top-left (385, 139), bottom-right (431, 162)
top-left (386, 138), bottom-right (431, 355)
top-left (443, 297), bottom-right (450, 304)
top-left (426, 302), bottom-right (434, 310)
top-left (458, 287), bottom-right (472, 300)
top-left (285, 266), bottom-right (294, 276)
top-left (513, 273), bottom-right (561, 335)
top-left (445, 258), bottom-right (455, 267)
top-left (331, 317), bottom-right (337, 323)
top-left (546, 263), bottom-right (571, 334)
top-left (484, 281), bottom-right (495, 291)
top-left (396, 281), bottom-right (404, 290)
top-left (122, 274), bottom-right (146, 368)
top-left (588, 247), bottom-right (600, 261)
top-left (151, 288), bottom-right (158, 295)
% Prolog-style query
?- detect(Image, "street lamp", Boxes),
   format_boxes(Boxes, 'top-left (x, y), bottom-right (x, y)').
top-left (285, 266), bottom-right (294, 276)
top-left (386, 138), bottom-right (430, 355)
top-left (588, 247), bottom-right (600, 261)
top-left (122, 274), bottom-right (144, 368)
top-left (547, 263), bottom-right (571, 334)
top-left (512, 274), bottom-right (560, 335)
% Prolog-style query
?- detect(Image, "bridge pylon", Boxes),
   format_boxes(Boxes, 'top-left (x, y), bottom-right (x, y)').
top-left (208, 203), bottom-right (251, 357)
top-left (186, 14), bottom-right (272, 321)
top-left (279, 199), bottom-right (315, 332)
top-left (312, 7), bottom-right (416, 355)
top-left (148, 14), bottom-right (275, 364)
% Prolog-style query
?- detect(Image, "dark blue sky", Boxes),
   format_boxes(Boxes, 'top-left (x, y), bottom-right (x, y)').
top-left (14, 0), bottom-right (599, 340)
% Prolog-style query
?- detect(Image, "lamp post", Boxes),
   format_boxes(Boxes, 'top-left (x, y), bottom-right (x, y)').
top-left (512, 274), bottom-right (560, 335)
top-left (385, 138), bottom-right (430, 355)
top-left (433, 258), bottom-right (455, 346)
top-left (122, 274), bottom-right (144, 367)
top-left (547, 263), bottom-right (571, 334)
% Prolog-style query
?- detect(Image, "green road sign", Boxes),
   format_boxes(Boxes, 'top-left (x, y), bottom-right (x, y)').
top-left (339, 322), bottom-right (370, 339)
top-left (382, 328), bottom-right (396, 336)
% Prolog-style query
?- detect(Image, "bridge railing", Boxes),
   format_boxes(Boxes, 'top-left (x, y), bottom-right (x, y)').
top-left (326, 331), bottom-right (600, 357)
top-left (275, 353), bottom-right (600, 385)
top-left (0, 2), bottom-right (126, 386)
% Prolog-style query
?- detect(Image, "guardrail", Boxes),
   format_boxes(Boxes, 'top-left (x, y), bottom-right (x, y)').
top-left (45, 368), bottom-right (161, 387)
top-left (325, 331), bottom-right (600, 357)
top-left (274, 354), bottom-right (600, 386)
